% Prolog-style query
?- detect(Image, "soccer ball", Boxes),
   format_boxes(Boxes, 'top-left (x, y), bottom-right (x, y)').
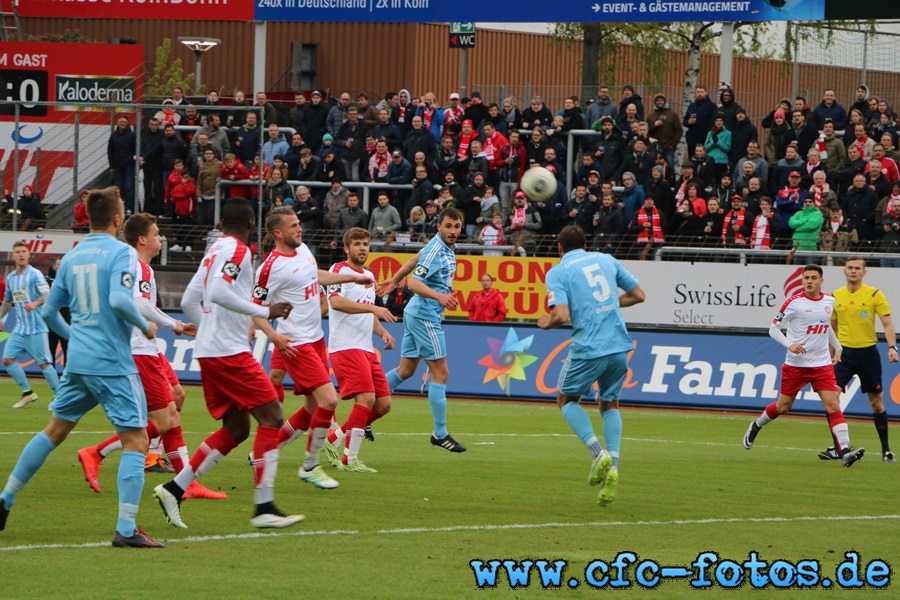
top-left (519, 167), bottom-right (558, 203)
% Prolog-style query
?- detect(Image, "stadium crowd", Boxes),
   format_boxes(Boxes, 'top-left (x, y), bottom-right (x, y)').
top-left (20, 83), bottom-right (898, 262)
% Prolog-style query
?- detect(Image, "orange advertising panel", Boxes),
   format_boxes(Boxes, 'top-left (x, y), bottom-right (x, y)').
top-left (368, 253), bottom-right (559, 320)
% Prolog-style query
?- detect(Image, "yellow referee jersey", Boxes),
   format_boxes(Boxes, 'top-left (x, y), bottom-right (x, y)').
top-left (831, 284), bottom-right (891, 348)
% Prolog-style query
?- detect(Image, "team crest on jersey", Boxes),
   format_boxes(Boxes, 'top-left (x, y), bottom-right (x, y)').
top-left (253, 285), bottom-right (269, 301)
top-left (824, 306), bottom-right (831, 314)
top-left (222, 261), bottom-right (241, 279)
top-left (414, 265), bottom-right (428, 277)
top-left (307, 256), bottom-right (317, 266)
top-left (139, 280), bottom-right (152, 294)
top-left (121, 272), bottom-right (134, 289)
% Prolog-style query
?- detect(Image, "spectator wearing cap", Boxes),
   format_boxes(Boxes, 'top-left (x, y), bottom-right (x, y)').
top-left (646, 164), bottom-right (674, 218)
top-left (728, 108), bottom-right (758, 167)
top-left (786, 109), bottom-right (818, 158)
top-left (703, 112), bottom-right (732, 182)
top-left (717, 87), bottom-right (743, 130)
top-left (155, 98), bottom-right (181, 129)
top-left (336, 105), bottom-right (367, 182)
top-left (618, 84), bottom-right (645, 123)
top-left (673, 161), bottom-right (703, 205)
top-left (387, 149), bottom-right (413, 185)
top-left (463, 91), bottom-right (489, 132)
top-left (302, 90), bottom-right (329, 152)
top-left (617, 136), bottom-right (654, 187)
top-left (504, 190), bottom-right (543, 256)
top-left (589, 116), bottom-right (626, 184)
top-left (775, 170), bottom-right (808, 233)
top-left (812, 89), bottom-right (848, 131)
top-left (443, 92), bottom-right (464, 137)
top-left (391, 89), bottom-right (416, 139)
top-left (764, 108), bottom-right (790, 168)
top-left (648, 93), bottom-right (683, 169)
top-left (761, 98), bottom-right (793, 129)
top-left (576, 153), bottom-right (602, 187)
top-left (317, 133), bottom-right (338, 161)
top-left (683, 85), bottom-right (718, 158)
top-left (521, 96), bottom-right (553, 129)
top-left (262, 123), bottom-right (289, 168)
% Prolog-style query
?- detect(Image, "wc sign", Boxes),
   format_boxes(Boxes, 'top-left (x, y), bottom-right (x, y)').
top-left (449, 22), bottom-right (475, 48)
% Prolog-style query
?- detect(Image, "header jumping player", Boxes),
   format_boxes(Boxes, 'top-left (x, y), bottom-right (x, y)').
top-left (251, 207), bottom-right (373, 490)
top-left (743, 264), bottom-right (865, 467)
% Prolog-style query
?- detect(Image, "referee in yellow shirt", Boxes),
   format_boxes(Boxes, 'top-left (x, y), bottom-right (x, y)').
top-left (823, 256), bottom-right (899, 463)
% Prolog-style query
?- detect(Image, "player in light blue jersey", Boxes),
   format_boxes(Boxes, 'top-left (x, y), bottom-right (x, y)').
top-left (539, 226), bottom-right (645, 506)
top-left (381, 208), bottom-right (467, 452)
top-left (0, 241), bottom-right (59, 408)
top-left (0, 188), bottom-right (165, 548)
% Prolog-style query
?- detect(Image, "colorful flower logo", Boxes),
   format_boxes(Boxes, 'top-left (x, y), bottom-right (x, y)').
top-left (477, 328), bottom-right (538, 395)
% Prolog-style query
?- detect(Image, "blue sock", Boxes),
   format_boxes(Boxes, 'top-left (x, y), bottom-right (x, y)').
top-left (602, 409), bottom-right (622, 468)
top-left (386, 369), bottom-right (404, 393)
top-left (116, 451), bottom-right (145, 538)
top-left (428, 382), bottom-right (448, 438)
top-left (41, 365), bottom-right (59, 394)
top-left (5, 361), bottom-right (31, 393)
top-left (1, 432), bottom-right (57, 508)
top-left (561, 402), bottom-right (601, 457)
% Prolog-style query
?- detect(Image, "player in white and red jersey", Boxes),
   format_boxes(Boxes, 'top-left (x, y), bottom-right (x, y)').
top-left (251, 208), bottom-right (374, 490)
top-left (75, 213), bottom-right (224, 500)
top-left (153, 198), bottom-right (304, 530)
top-left (743, 264), bottom-right (865, 467)
top-left (322, 227), bottom-right (397, 473)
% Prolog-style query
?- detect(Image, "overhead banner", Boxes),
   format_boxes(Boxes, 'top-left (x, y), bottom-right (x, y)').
top-left (9, 320), bottom-right (896, 418)
top-left (0, 42), bottom-right (144, 204)
top-left (253, 0), bottom-right (824, 22)
top-left (18, 0), bottom-right (254, 21)
top-left (368, 253), bottom-right (900, 329)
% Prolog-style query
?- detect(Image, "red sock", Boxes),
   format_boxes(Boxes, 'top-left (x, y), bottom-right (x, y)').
top-left (344, 405), bottom-right (370, 442)
top-left (764, 403), bottom-right (779, 420)
top-left (306, 407), bottom-right (335, 452)
top-left (145, 421), bottom-right (160, 440)
top-left (366, 407), bottom-right (383, 426)
top-left (161, 426), bottom-right (187, 473)
top-left (252, 426), bottom-right (280, 489)
top-left (95, 434), bottom-right (121, 455)
top-left (189, 428), bottom-right (239, 476)
top-left (275, 384), bottom-right (284, 403)
top-left (278, 406), bottom-right (314, 445)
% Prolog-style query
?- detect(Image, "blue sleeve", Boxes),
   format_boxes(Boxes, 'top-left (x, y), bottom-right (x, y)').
top-left (546, 268), bottom-right (569, 307)
top-left (615, 259), bottom-right (639, 293)
top-left (110, 247), bottom-right (149, 332)
top-left (412, 241), bottom-right (439, 283)
top-left (3, 277), bottom-right (10, 303)
top-left (41, 280), bottom-right (70, 340)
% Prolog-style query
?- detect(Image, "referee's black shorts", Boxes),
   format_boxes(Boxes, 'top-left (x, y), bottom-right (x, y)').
top-left (834, 346), bottom-right (882, 394)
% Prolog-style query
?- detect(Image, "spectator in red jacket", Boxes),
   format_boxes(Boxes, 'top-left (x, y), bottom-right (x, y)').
top-left (220, 153), bottom-right (251, 199)
top-left (72, 189), bottom-right (90, 231)
top-left (170, 170), bottom-right (196, 224)
top-left (164, 159), bottom-right (187, 218)
top-left (468, 274), bottom-right (508, 322)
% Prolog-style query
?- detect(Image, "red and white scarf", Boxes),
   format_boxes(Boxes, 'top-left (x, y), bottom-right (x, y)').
top-left (810, 184), bottom-right (825, 208)
top-left (458, 132), bottom-right (477, 160)
top-left (722, 209), bottom-right (746, 245)
top-left (854, 135), bottom-right (868, 157)
top-left (637, 207), bottom-right (665, 243)
top-left (751, 213), bottom-right (771, 249)
top-left (421, 106), bottom-right (435, 131)
top-left (369, 151), bottom-right (390, 180)
top-left (443, 107), bottom-right (464, 136)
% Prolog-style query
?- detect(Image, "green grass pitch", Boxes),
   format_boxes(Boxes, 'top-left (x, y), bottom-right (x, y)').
top-left (0, 382), bottom-right (896, 598)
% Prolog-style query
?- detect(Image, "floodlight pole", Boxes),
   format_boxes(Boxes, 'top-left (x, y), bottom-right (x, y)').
top-left (718, 22), bottom-right (734, 89)
top-left (178, 37), bottom-right (221, 91)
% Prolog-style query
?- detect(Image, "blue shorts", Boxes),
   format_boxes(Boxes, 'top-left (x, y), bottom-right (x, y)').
top-left (558, 351), bottom-right (629, 401)
top-left (51, 372), bottom-right (147, 431)
top-left (400, 317), bottom-right (446, 361)
top-left (2, 332), bottom-right (52, 365)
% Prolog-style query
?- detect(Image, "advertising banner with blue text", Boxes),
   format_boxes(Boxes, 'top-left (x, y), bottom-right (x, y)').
top-left (9, 317), bottom-right (896, 418)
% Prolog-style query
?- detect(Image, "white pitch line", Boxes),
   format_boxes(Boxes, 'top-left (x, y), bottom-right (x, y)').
top-left (1, 514), bottom-right (897, 553)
